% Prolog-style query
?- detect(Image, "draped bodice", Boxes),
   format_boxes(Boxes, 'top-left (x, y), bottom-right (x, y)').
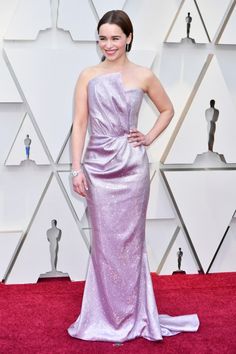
top-left (87, 72), bottom-right (144, 137)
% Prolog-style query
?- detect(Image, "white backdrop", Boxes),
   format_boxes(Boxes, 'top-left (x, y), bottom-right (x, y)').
top-left (0, 0), bottom-right (236, 284)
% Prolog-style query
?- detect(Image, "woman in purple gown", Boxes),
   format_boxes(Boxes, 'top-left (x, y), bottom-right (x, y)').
top-left (68, 10), bottom-right (199, 343)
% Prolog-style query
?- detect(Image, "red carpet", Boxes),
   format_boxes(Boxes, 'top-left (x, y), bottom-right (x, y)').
top-left (0, 273), bottom-right (236, 354)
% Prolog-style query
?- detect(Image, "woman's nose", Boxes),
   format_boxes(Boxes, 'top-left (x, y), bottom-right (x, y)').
top-left (105, 40), bottom-right (113, 48)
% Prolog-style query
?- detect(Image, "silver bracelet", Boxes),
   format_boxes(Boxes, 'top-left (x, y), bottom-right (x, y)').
top-left (71, 168), bottom-right (83, 177)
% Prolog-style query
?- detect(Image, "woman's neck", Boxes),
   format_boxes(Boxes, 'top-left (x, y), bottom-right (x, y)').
top-left (101, 56), bottom-right (130, 71)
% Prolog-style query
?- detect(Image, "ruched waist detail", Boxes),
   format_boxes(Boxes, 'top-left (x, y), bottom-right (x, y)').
top-left (89, 133), bottom-right (129, 139)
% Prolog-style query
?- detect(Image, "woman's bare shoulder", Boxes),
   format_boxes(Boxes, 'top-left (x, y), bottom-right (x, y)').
top-left (128, 63), bottom-right (158, 91)
top-left (77, 65), bottom-right (104, 84)
top-left (132, 64), bottom-right (156, 81)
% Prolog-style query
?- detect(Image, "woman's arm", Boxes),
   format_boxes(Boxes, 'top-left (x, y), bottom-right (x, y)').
top-left (71, 70), bottom-right (89, 197)
top-left (145, 72), bottom-right (174, 145)
top-left (128, 70), bottom-right (174, 147)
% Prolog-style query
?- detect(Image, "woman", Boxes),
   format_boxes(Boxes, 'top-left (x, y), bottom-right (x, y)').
top-left (68, 10), bottom-right (199, 343)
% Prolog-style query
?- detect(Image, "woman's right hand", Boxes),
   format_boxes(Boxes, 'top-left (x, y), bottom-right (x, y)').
top-left (72, 173), bottom-right (88, 197)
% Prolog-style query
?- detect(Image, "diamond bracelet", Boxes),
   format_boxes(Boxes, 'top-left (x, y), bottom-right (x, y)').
top-left (71, 168), bottom-right (83, 177)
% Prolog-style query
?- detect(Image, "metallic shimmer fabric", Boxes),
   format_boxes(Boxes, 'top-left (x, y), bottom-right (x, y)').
top-left (68, 72), bottom-right (199, 342)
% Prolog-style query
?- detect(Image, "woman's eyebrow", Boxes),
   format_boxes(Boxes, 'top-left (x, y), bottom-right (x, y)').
top-left (98, 35), bottom-right (121, 38)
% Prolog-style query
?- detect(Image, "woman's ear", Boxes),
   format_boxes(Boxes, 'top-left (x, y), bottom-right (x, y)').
top-left (127, 32), bottom-right (132, 45)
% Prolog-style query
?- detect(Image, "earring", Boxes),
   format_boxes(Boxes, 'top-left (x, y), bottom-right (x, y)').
top-left (126, 43), bottom-right (130, 52)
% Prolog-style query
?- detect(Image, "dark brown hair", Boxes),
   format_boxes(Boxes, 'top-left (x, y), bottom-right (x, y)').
top-left (97, 10), bottom-right (133, 52)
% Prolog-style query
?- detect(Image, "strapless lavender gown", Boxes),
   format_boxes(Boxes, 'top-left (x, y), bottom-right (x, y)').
top-left (68, 72), bottom-right (199, 342)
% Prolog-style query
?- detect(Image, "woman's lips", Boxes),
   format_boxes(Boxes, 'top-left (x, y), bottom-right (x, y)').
top-left (105, 49), bottom-right (117, 56)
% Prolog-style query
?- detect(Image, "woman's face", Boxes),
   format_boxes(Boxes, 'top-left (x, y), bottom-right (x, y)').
top-left (98, 23), bottom-right (131, 61)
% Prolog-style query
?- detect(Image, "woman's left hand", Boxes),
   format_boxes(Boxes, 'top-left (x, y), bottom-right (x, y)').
top-left (128, 129), bottom-right (150, 147)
